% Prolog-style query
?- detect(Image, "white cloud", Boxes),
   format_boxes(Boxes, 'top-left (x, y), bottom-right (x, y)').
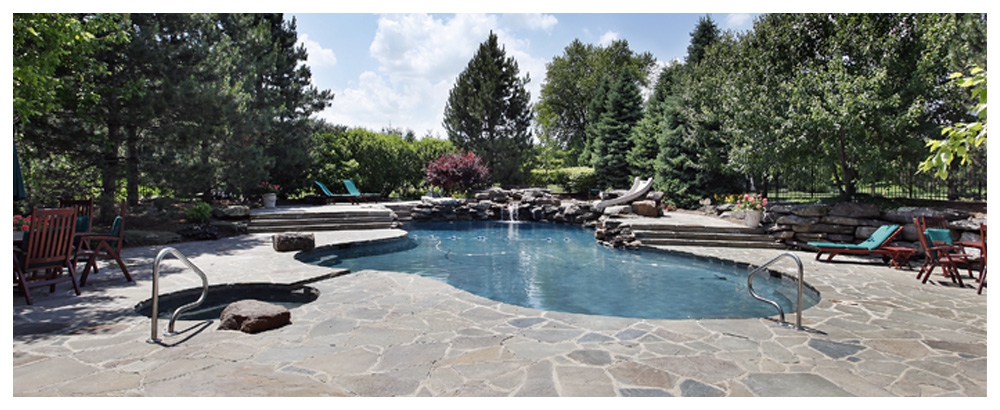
top-left (326, 13), bottom-right (547, 138)
top-left (725, 13), bottom-right (754, 30)
top-left (598, 31), bottom-right (620, 46)
top-left (298, 33), bottom-right (337, 67)
top-left (501, 13), bottom-right (558, 32)
top-left (369, 13), bottom-right (497, 83)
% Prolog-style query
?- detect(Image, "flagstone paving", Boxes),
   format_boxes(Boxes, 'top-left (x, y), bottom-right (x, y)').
top-left (12, 207), bottom-right (988, 397)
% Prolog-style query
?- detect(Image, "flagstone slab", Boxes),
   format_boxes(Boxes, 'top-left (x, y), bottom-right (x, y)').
top-left (741, 373), bottom-right (853, 397)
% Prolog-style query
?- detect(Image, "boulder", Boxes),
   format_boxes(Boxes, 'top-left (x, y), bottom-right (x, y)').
top-left (602, 205), bottom-right (632, 216)
top-left (272, 233), bottom-right (315, 252)
top-left (218, 300), bottom-right (291, 334)
top-left (882, 207), bottom-right (971, 224)
top-left (631, 200), bottom-right (660, 217)
top-left (791, 204), bottom-right (829, 217)
top-left (775, 215), bottom-right (820, 226)
top-left (211, 205), bottom-right (251, 219)
top-left (645, 191), bottom-right (665, 203)
top-left (828, 202), bottom-right (881, 218)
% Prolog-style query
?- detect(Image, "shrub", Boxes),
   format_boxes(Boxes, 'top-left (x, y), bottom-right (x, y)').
top-left (425, 152), bottom-right (491, 195)
top-left (186, 201), bottom-right (212, 224)
top-left (527, 167), bottom-right (596, 194)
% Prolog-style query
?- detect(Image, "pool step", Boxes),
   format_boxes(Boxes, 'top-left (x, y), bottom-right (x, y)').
top-left (625, 222), bottom-right (787, 249)
top-left (248, 209), bottom-right (396, 233)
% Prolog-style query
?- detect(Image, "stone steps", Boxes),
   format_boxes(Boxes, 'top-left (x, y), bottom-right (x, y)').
top-left (247, 209), bottom-right (396, 233)
top-left (625, 222), bottom-right (787, 249)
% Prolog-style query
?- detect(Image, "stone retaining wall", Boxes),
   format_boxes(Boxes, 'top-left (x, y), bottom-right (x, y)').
top-left (758, 202), bottom-right (986, 253)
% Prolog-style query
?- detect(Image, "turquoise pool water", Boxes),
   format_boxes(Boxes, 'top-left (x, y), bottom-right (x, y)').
top-left (300, 221), bottom-right (819, 320)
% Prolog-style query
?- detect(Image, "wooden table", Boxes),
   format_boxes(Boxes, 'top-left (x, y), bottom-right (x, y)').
top-left (883, 246), bottom-right (917, 270)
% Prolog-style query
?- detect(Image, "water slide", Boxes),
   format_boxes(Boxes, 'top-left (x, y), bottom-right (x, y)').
top-left (594, 177), bottom-right (654, 210)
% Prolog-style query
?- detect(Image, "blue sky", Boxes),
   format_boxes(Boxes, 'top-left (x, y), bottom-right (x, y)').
top-left (285, 13), bottom-right (759, 138)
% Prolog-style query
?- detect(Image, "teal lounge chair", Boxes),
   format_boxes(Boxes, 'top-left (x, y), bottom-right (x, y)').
top-left (314, 180), bottom-right (354, 204)
top-left (342, 180), bottom-right (381, 203)
top-left (808, 224), bottom-right (903, 262)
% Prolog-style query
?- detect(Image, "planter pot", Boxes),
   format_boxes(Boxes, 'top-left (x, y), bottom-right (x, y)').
top-left (744, 210), bottom-right (763, 228)
top-left (262, 193), bottom-right (277, 208)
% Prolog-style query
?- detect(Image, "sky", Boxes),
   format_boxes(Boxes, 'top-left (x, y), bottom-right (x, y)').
top-left (286, 12), bottom-right (759, 139)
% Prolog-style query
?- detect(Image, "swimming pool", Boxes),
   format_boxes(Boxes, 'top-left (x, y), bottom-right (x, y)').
top-left (299, 221), bottom-right (819, 320)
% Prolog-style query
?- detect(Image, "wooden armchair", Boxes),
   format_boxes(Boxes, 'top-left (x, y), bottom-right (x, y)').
top-left (76, 202), bottom-right (132, 287)
top-left (14, 208), bottom-right (81, 305)
top-left (914, 217), bottom-right (974, 286)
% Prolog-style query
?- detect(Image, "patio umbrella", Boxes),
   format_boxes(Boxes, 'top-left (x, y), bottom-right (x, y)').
top-left (14, 142), bottom-right (27, 201)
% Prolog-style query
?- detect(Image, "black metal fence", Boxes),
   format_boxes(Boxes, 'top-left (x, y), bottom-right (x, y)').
top-left (769, 162), bottom-right (987, 203)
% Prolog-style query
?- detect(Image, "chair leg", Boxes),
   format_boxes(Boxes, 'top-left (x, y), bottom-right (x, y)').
top-left (66, 261), bottom-right (81, 296)
top-left (977, 268), bottom-right (987, 294)
top-left (114, 254), bottom-right (133, 282)
top-left (14, 264), bottom-right (33, 306)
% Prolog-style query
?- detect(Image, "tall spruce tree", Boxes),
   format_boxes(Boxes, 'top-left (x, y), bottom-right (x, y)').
top-left (687, 15), bottom-right (719, 66)
top-left (443, 31), bottom-right (532, 185)
top-left (592, 67), bottom-right (643, 189)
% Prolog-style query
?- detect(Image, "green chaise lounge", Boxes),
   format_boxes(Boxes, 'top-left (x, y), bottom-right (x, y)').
top-left (808, 224), bottom-right (904, 264)
top-left (342, 180), bottom-right (381, 204)
top-left (314, 180), bottom-right (355, 204)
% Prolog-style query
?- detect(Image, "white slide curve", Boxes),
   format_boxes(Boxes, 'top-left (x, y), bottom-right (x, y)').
top-left (594, 177), bottom-right (654, 210)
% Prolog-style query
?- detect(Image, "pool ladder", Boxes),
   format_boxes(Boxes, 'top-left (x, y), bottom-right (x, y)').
top-left (147, 247), bottom-right (210, 344)
top-left (747, 252), bottom-right (805, 330)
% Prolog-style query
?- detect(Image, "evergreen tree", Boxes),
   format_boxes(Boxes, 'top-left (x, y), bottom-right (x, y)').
top-left (579, 76), bottom-right (611, 166)
top-left (629, 63), bottom-right (683, 180)
top-left (686, 15), bottom-right (719, 66)
top-left (592, 67), bottom-right (643, 189)
top-left (443, 31), bottom-right (532, 186)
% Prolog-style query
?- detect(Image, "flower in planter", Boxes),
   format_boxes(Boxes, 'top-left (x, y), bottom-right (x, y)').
top-left (735, 193), bottom-right (767, 211)
top-left (258, 181), bottom-right (281, 194)
top-left (13, 215), bottom-right (31, 231)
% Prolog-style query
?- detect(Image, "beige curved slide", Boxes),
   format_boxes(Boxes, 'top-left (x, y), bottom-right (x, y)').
top-left (594, 177), bottom-right (654, 210)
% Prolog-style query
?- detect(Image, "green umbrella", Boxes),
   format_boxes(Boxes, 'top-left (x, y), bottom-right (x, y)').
top-left (14, 143), bottom-right (27, 201)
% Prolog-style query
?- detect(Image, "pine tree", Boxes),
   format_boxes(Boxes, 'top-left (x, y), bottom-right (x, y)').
top-left (443, 31), bottom-right (532, 186)
top-left (592, 67), bottom-right (643, 189)
top-left (687, 15), bottom-right (719, 66)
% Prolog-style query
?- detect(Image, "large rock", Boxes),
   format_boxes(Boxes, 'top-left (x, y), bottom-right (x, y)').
top-left (791, 204), bottom-right (829, 217)
top-left (211, 205), bottom-right (251, 219)
top-left (218, 300), bottom-right (291, 334)
top-left (272, 233), bottom-right (315, 252)
top-left (882, 207), bottom-right (971, 224)
top-left (631, 200), bottom-right (661, 217)
top-left (828, 202), bottom-right (881, 218)
top-left (602, 205), bottom-right (632, 216)
top-left (775, 215), bottom-right (820, 226)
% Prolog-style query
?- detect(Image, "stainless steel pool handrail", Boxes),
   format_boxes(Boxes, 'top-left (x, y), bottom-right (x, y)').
top-left (747, 252), bottom-right (805, 330)
top-left (147, 247), bottom-right (210, 344)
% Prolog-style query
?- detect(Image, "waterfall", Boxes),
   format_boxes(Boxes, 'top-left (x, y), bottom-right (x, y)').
top-left (507, 203), bottom-right (518, 222)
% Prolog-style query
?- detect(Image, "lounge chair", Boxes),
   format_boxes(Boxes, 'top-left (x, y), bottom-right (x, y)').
top-left (342, 180), bottom-right (381, 204)
top-left (75, 202), bottom-right (133, 287)
top-left (808, 224), bottom-right (903, 264)
top-left (314, 180), bottom-right (355, 204)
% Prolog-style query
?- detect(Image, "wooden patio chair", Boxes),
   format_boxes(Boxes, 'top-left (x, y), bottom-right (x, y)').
top-left (913, 217), bottom-right (974, 286)
top-left (76, 202), bottom-right (133, 287)
top-left (13, 207), bottom-right (81, 305)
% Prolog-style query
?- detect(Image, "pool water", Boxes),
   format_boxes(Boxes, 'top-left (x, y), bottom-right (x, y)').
top-left (300, 221), bottom-right (819, 320)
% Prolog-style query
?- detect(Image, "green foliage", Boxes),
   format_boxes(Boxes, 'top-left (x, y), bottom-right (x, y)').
top-left (310, 124), bottom-right (456, 198)
top-left (443, 31), bottom-right (532, 186)
top-left (592, 67), bottom-right (644, 190)
top-left (919, 67), bottom-right (987, 179)
top-left (185, 201), bottom-right (212, 223)
top-left (528, 167), bottom-right (596, 194)
top-left (535, 39), bottom-right (656, 166)
top-left (686, 15), bottom-right (719, 66)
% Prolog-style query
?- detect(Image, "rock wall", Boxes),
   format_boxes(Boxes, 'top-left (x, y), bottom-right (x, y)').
top-left (762, 202), bottom-right (986, 253)
top-left (410, 187), bottom-right (603, 227)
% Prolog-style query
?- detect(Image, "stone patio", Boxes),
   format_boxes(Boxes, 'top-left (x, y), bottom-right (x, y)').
top-left (11, 206), bottom-right (988, 397)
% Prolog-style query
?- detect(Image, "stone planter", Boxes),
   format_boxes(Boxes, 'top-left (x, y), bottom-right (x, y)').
top-left (262, 193), bottom-right (277, 208)
top-left (745, 210), bottom-right (763, 228)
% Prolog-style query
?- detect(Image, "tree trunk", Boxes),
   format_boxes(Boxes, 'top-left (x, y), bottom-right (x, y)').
top-left (98, 122), bottom-right (122, 223)
top-left (126, 125), bottom-right (140, 207)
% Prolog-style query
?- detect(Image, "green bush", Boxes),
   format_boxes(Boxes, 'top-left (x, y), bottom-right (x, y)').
top-left (186, 201), bottom-right (212, 224)
top-left (528, 167), bottom-right (596, 194)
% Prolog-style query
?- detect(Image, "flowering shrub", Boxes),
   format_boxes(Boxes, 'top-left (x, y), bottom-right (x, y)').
top-left (13, 215), bottom-right (31, 231)
top-left (258, 181), bottom-right (281, 194)
top-left (735, 193), bottom-right (767, 211)
top-left (425, 152), bottom-right (490, 194)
